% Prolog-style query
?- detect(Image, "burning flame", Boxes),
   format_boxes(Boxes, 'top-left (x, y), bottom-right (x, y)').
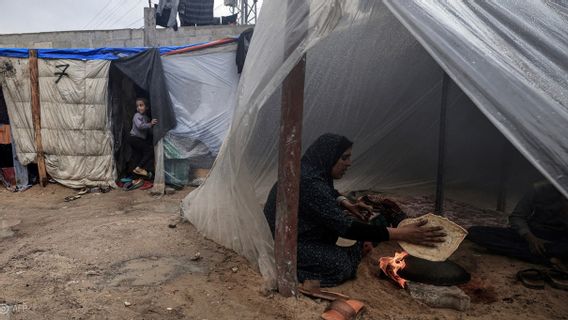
top-left (379, 251), bottom-right (408, 288)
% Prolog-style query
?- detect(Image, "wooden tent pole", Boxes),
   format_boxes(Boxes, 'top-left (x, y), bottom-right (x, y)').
top-left (274, 55), bottom-right (306, 297)
top-left (29, 49), bottom-right (48, 187)
top-left (274, 0), bottom-right (308, 298)
top-left (434, 72), bottom-right (450, 214)
top-left (274, 0), bottom-right (309, 298)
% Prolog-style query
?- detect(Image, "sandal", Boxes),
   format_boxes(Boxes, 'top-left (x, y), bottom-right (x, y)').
top-left (516, 268), bottom-right (545, 290)
top-left (545, 269), bottom-right (568, 291)
top-left (64, 195), bottom-right (82, 202)
top-left (299, 280), bottom-right (350, 301)
top-left (140, 181), bottom-right (154, 190)
top-left (321, 299), bottom-right (365, 320)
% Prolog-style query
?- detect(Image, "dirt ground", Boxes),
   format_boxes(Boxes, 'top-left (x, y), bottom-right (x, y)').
top-left (0, 184), bottom-right (567, 320)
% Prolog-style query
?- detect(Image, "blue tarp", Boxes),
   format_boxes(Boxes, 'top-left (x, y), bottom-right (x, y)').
top-left (0, 48), bottom-right (28, 58)
top-left (0, 38), bottom-right (237, 60)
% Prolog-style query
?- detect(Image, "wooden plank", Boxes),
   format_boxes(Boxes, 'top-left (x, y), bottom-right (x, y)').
top-left (274, 55), bottom-right (306, 297)
top-left (434, 72), bottom-right (450, 214)
top-left (29, 49), bottom-right (48, 187)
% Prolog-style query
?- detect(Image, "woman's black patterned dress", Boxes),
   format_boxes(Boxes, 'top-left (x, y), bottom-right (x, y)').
top-left (264, 133), bottom-right (388, 287)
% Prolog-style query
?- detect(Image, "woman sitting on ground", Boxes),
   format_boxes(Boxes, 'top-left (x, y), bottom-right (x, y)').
top-left (263, 133), bottom-right (446, 287)
top-left (128, 97), bottom-right (158, 177)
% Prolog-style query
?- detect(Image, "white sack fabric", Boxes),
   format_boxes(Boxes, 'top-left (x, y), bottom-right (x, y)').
top-left (0, 58), bottom-right (114, 188)
top-left (182, 0), bottom-right (567, 283)
top-left (0, 58), bottom-right (35, 165)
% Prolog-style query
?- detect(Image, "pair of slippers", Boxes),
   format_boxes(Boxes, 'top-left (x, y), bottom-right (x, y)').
top-left (298, 280), bottom-right (365, 320)
top-left (516, 268), bottom-right (568, 290)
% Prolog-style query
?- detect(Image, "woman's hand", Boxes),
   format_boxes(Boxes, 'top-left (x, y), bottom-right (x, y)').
top-left (388, 220), bottom-right (446, 247)
top-left (150, 119), bottom-right (158, 126)
top-left (341, 199), bottom-right (373, 221)
top-left (355, 201), bottom-right (373, 213)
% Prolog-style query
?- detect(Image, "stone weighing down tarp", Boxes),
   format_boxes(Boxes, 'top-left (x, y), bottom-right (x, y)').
top-left (181, 0), bottom-right (568, 283)
top-left (0, 58), bottom-right (114, 188)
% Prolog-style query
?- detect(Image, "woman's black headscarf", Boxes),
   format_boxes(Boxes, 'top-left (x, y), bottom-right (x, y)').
top-left (301, 133), bottom-right (353, 182)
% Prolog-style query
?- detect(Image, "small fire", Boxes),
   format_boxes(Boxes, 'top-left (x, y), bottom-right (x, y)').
top-left (379, 251), bottom-right (408, 288)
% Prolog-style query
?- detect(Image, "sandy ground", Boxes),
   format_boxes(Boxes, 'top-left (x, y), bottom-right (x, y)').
top-left (0, 184), bottom-right (567, 319)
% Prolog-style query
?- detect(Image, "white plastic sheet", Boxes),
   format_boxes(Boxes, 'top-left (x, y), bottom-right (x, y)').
top-left (158, 47), bottom-right (239, 187)
top-left (161, 47), bottom-right (239, 156)
top-left (182, 0), bottom-right (567, 283)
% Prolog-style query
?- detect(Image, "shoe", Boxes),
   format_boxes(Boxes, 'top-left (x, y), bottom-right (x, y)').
top-left (126, 179), bottom-right (144, 191)
top-left (140, 181), bottom-right (153, 190)
top-left (120, 177), bottom-right (133, 183)
top-left (516, 268), bottom-right (545, 290)
top-left (545, 269), bottom-right (568, 291)
top-left (133, 167), bottom-right (148, 176)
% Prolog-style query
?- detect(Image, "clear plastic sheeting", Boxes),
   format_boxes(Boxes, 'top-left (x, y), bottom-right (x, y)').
top-left (0, 58), bottom-right (115, 188)
top-left (182, 0), bottom-right (567, 283)
top-left (163, 132), bottom-right (214, 185)
top-left (161, 47), bottom-right (239, 156)
top-left (159, 47), bottom-right (239, 186)
top-left (384, 0), bottom-right (568, 199)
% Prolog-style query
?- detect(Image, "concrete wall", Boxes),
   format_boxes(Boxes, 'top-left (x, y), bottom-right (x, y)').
top-left (0, 25), bottom-right (251, 48)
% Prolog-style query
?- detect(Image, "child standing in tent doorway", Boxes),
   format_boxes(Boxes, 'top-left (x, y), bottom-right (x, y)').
top-left (128, 97), bottom-right (157, 177)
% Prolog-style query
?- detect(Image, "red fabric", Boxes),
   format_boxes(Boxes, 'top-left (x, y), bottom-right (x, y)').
top-left (163, 38), bottom-right (237, 56)
top-left (1, 167), bottom-right (15, 186)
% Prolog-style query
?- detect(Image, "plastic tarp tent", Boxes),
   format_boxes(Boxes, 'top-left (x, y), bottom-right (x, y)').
top-left (180, 0), bottom-right (568, 283)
